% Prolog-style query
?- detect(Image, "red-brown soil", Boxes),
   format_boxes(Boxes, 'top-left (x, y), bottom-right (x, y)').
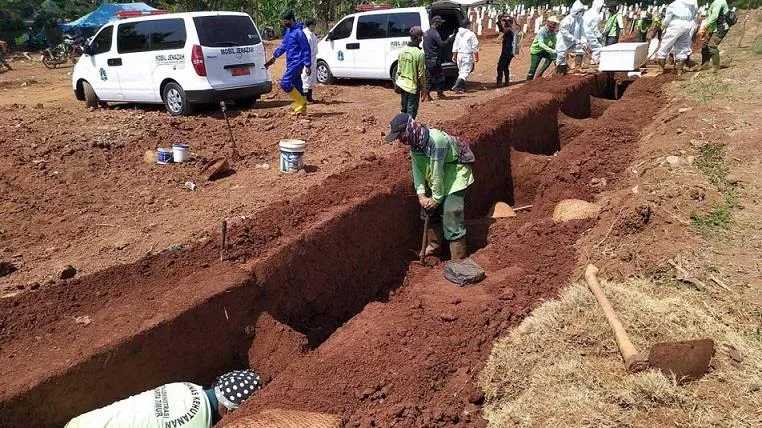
top-left (0, 50), bottom-right (670, 426)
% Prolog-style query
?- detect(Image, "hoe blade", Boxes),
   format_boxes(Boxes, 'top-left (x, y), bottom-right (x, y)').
top-left (648, 338), bottom-right (715, 383)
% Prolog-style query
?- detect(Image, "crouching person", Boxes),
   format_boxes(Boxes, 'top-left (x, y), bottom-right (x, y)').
top-left (384, 113), bottom-right (475, 260)
top-left (65, 369), bottom-right (262, 428)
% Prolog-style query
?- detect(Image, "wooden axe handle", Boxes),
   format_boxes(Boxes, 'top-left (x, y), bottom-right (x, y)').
top-left (584, 264), bottom-right (648, 372)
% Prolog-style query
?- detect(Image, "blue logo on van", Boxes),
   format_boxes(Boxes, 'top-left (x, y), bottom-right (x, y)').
top-left (99, 68), bottom-right (107, 81)
top-left (337, 51), bottom-right (344, 61)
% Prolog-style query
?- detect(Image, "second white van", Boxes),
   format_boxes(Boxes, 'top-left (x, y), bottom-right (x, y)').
top-left (315, 2), bottom-right (466, 84)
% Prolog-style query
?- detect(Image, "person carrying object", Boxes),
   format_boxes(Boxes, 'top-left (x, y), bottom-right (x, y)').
top-left (526, 16), bottom-right (559, 80)
top-left (423, 15), bottom-right (454, 101)
top-left (701, 0), bottom-right (732, 72)
top-left (265, 10), bottom-right (312, 115)
top-left (301, 18), bottom-right (319, 103)
top-left (496, 16), bottom-right (516, 87)
top-left (583, 0), bottom-right (606, 65)
top-left (603, 4), bottom-right (625, 45)
top-left (656, 0), bottom-right (699, 77)
top-left (384, 113), bottom-right (474, 261)
top-left (451, 18), bottom-right (480, 94)
top-left (395, 26), bottom-right (428, 119)
top-left (65, 369), bottom-right (263, 428)
top-left (555, 1), bottom-right (587, 76)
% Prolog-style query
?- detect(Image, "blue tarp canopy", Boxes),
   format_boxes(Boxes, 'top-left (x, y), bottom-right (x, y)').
top-left (59, 2), bottom-right (157, 32)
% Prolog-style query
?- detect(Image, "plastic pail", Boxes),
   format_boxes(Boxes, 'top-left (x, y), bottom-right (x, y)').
top-left (279, 139), bottom-right (306, 173)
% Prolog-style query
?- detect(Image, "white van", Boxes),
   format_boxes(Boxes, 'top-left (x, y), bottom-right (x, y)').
top-left (315, 2), bottom-right (465, 84)
top-left (72, 11), bottom-right (272, 116)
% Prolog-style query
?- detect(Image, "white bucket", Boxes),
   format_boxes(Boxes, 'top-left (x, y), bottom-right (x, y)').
top-left (279, 139), bottom-right (306, 173)
top-left (172, 143), bottom-right (190, 163)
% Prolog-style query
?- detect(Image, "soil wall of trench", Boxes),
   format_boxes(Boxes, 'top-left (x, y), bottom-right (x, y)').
top-left (0, 73), bottom-right (666, 427)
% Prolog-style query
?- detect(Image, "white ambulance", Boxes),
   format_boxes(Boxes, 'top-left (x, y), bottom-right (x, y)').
top-left (315, 1), bottom-right (466, 84)
top-left (72, 11), bottom-right (272, 116)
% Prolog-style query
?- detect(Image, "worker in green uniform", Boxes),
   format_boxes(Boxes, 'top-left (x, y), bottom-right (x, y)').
top-left (384, 113), bottom-right (475, 261)
top-left (65, 370), bottom-right (262, 428)
top-left (636, 12), bottom-right (653, 42)
top-left (701, 0), bottom-right (731, 72)
top-left (603, 4), bottom-right (624, 45)
top-left (526, 16), bottom-right (559, 81)
top-left (395, 26), bottom-right (428, 119)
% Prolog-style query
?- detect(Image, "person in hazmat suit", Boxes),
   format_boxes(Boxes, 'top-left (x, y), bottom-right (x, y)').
top-left (583, 0), bottom-right (606, 65)
top-left (656, 0), bottom-right (699, 76)
top-left (555, 1), bottom-right (588, 75)
top-left (265, 10), bottom-right (312, 115)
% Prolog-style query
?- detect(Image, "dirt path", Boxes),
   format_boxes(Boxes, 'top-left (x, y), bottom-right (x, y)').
top-left (0, 39), bottom-right (536, 294)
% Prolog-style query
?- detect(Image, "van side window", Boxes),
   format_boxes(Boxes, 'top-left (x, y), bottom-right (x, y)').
top-left (150, 19), bottom-right (187, 50)
top-left (118, 19), bottom-right (187, 54)
top-left (332, 17), bottom-right (354, 40)
top-left (117, 21), bottom-right (151, 54)
top-left (91, 25), bottom-right (113, 55)
top-left (388, 12), bottom-right (421, 38)
top-left (357, 14), bottom-right (388, 40)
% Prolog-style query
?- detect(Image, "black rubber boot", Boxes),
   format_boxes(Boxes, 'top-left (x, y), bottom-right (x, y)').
top-left (436, 91), bottom-right (446, 100)
top-left (556, 64), bottom-right (569, 76)
top-left (306, 90), bottom-right (315, 104)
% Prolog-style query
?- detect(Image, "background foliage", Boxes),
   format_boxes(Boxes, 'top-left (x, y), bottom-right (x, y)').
top-left (1, 0), bottom-right (759, 48)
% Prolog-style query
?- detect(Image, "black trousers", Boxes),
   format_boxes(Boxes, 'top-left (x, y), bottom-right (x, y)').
top-left (497, 52), bottom-right (513, 84)
top-left (425, 58), bottom-right (445, 93)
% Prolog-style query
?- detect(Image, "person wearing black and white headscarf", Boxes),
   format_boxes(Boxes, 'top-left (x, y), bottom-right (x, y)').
top-left (65, 369), bottom-right (263, 428)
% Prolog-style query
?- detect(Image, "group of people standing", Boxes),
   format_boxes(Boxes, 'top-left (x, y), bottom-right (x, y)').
top-left (394, 17), bottom-right (483, 120)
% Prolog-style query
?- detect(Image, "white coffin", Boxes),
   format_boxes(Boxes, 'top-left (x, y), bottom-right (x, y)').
top-left (598, 42), bottom-right (649, 72)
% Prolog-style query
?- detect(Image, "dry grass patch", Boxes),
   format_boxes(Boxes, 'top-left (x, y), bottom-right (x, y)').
top-left (480, 279), bottom-right (762, 427)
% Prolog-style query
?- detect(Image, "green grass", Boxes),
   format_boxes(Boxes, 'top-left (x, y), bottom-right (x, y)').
top-left (685, 81), bottom-right (731, 103)
top-left (691, 142), bottom-right (738, 234)
top-left (751, 35), bottom-right (762, 55)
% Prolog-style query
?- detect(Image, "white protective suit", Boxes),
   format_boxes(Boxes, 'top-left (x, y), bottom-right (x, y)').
top-left (452, 26), bottom-right (480, 81)
top-left (556, 1), bottom-right (588, 66)
top-left (657, 0), bottom-right (699, 61)
top-left (301, 26), bottom-right (318, 91)
top-left (584, 0), bottom-right (606, 64)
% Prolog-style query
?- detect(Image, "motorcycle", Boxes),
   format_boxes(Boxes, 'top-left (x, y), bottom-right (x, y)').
top-left (41, 36), bottom-right (85, 69)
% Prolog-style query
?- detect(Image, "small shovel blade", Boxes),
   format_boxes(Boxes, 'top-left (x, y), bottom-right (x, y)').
top-left (648, 338), bottom-right (714, 383)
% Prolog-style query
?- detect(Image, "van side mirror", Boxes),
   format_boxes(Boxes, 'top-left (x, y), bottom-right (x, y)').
top-left (83, 44), bottom-right (94, 56)
top-left (327, 31), bottom-right (334, 41)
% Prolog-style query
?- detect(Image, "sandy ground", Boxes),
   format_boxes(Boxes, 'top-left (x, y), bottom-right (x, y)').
top-left (0, 36), bottom-right (536, 294)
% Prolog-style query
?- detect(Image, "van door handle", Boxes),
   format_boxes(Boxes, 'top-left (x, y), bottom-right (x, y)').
top-left (346, 43), bottom-right (360, 50)
top-left (107, 58), bottom-right (122, 66)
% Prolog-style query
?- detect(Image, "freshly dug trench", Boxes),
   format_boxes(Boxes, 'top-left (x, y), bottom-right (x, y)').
top-left (222, 76), bottom-right (671, 427)
top-left (0, 73), bottom-right (630, 428)
top-left (591, 96), bottom-right (616, 118)
top-left (558, 112), bottom-right (590, 148)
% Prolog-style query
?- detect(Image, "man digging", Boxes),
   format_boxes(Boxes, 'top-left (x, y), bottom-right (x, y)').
top-left (384, 113), bottom-right (474, 261)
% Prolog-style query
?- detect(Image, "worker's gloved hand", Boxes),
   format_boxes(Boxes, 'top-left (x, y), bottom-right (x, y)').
top-left (264, 58), bottom-right (275, 68)
top-left (550, 52), bottom-right (558, 60)
top-left (304, 67), bottom-right (311, 76)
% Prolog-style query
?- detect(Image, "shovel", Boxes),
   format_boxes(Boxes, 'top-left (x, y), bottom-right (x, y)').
top-left (584, 264), bottom-right (714, 383)
top-left (418, 212), bottom-right (430, 265)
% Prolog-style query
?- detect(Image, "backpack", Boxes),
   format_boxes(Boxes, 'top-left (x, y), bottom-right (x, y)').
top-left (725, 9), bottom-right (738, 26)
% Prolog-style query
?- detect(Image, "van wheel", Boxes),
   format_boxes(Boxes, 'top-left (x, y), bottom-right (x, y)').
top-left (316, 61), bottom-right (333, 84)
top-left (163, 82), bottom-right (193, 116)
top-left (82, 81), bottom-right (99, 109)
top-left (390, 63), bottom-right (398, 82)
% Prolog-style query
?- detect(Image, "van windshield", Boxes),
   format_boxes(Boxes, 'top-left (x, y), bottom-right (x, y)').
top-left (193, 15), bottom-right (261, 47)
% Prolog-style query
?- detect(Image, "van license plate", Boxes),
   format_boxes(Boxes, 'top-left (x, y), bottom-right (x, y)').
top-left (231, 67), bottom-right (250, 76)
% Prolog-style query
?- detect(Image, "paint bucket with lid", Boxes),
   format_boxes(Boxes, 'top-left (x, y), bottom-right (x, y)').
top-left (279, 139), bottom-right (306, 173)
top-left (157, 148), bottom-right (173, 164)
top-left (172, 143), bottom-right (190, 163)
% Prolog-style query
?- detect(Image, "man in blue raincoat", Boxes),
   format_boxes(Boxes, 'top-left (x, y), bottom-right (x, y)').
top-left (265, 10), bottom-right (312, 115)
